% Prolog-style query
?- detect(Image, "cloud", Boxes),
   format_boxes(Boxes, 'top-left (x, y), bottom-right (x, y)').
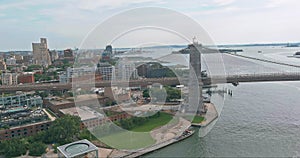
top-left (77, 0), bottom-right (164, 10)
top-left (192, 6), bottom-right (241, 15)
top-left (0, 0), bottom-right (300, 50)
top-left (265, 0), bottom-right (300, 8)
top-left (265, 0), bottom-right (286, 8)
top-left (213, 0), bottom-right (235, 6)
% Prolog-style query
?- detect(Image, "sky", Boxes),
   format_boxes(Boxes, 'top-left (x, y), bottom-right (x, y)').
top-left (0, 0), bottom-right (300, 51)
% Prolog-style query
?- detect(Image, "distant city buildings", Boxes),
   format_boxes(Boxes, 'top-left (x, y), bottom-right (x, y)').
top-left (32, 38), bottom-right (52, 67)
top-left (117, 59), bottom-right (138, 80)
top-left (97, 62), bottom-right (115, 81)
top-left (6, 57), bottom-right (16, 66)
top-left (1, 73), bottom-right (18, 85)
top-left (22, 55), bottom-right (33, 65)
top-left (0, 60), bottom-right (6, 71)
top-left (63, 49), bottom-right (73, 58)
top-left (49, 50), bottom-right (59, 62)
top-left (59, 66), bottom-right (97, 83)
top-left (18, 72), bottom-right (35, 84)
top-left (101, 45), bottom-right (113, 62)
top-left (1, 72), bottom-right (35, 85)
top-left (137, 62), bottom-right (171, 78)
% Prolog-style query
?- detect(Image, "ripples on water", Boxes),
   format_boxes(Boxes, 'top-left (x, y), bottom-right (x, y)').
top-left (144, 46), bottom-right (300, 157)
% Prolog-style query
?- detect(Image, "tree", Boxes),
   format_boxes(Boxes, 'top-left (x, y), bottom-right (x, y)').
top-left (45, 115), bottom-right (81, 144)
top-left (28, 141), bottom-right (47, 156)
top-left (143, 89), bottom-right (150, 98)
top-left (25, 65), bottom-right (42, 72)
top-left (0, 138), bottom-right (27, 158)
top-left (166, 86), bottom-right (181, 101)
top-left (142, 86), bottom-right (181, 102)
top-left (105, 101), bottom-right (112, 107)
top-left (78, 128), bottom-right (96, 141)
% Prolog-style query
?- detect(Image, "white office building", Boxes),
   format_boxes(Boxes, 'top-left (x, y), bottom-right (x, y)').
top-left (59, 66), bottom-right (96, 83)
top-left (1, 73), bottom-right (18, 85)
top-left (117, 60), bottom-right (138, 81)
top-left (98, 62), bottom-right (115, 81)
top-left (6, 57), bottom-right (17, 65)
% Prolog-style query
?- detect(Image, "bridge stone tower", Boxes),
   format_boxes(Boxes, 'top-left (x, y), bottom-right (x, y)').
top-left (189, 43), bottom-right (202, 78)
top-left (189, 40), bottom-right (204, 114)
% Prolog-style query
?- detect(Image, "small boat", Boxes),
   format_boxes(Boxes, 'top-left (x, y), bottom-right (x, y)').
top-left (293, 52), bottom-right (300, 58)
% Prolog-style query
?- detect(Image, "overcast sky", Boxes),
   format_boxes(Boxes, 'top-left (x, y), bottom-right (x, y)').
top-left (0, 0), bottom-right (300, 51)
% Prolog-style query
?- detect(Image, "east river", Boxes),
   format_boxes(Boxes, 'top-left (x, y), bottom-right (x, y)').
top-left (142, 46), bottom-right (300, 157)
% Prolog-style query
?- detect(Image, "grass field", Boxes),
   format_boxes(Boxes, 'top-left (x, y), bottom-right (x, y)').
top-left (99, 131), bottom-right (155, 150)
top-left (192, 115), bottom-right (205, 123)
top-left (94, 112), bottom-right (174, 149)
top-left (130, 112), bottom-right (173, 132)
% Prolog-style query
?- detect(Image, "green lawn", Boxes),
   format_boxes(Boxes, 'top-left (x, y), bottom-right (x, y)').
top-left (192, 115), bottom-right (205, 124)
top-left (93, 112), bottom-right (173, 149)
top-left (99, 131), bottom-right (155, 150)
top-left (130, 112), bottom-right (173, 132)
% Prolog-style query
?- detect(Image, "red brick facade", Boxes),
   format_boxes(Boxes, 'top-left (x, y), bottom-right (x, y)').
top-left (18, 74), bottom-right (35, 84)
top-left (0, 121), bottom-right (52, 141)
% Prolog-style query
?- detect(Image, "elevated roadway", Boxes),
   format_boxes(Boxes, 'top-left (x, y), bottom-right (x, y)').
top-left (1, 72), bottom-right (300, 92)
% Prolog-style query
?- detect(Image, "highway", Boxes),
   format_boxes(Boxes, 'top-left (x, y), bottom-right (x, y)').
top-left (1, 72), bottom-right (300, 92)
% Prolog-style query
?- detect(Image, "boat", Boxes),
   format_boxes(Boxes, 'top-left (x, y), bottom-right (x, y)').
top-left (175, 129), bottom-right (195, 140)
top-left (293, 52), bottom-right (300, 58)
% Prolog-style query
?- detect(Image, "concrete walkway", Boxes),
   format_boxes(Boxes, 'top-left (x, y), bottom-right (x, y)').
top-left (192, 103), bottom-right (218, 127)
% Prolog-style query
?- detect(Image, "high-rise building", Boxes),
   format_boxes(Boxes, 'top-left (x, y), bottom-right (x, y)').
top-left (49, 50), bottom-right (59, 62)
top-left (59, 66), bottom-right (96, 83)
top-left (22, 55), bottom-right (33, 65)
top-left (98, 62), bottom-right (115, 81)
top-left (117, 59), bottom-right (138, 80)
top-left (63, 49), bottom-right (73, 58)
top-left (32, 38), bottom-right (52, 67)
top-left (105, 45), bottom-right (113, 54)
top-left (101, 45), bottom-right (113, 61)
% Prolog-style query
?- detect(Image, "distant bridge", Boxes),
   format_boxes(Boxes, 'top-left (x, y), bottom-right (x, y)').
top-left (1, 72), bottom-right (300, 92)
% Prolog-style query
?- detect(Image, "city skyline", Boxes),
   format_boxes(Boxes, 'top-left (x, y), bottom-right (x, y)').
top-left (0, 0), bottom-right (300, 51)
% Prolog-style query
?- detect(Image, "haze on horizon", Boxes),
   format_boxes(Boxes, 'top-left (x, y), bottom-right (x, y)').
top-left (0, 0), bottom-right (300, 51)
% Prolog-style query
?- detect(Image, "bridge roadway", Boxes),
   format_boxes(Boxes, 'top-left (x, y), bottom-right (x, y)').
top-left (1, 72), bottom-right (300, 92)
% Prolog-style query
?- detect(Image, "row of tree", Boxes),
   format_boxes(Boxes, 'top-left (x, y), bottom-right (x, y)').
top-left (143, 86), bottom-right (181, 102)
top-left (118, 112), bottom-right (161, 130)
top-left (92, 112), bottom-right (162, 138)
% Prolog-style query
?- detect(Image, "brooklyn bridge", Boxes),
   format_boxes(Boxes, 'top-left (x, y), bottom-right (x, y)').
top-left (1, 42), bottom-right (300, 93)
top-left (0, 72), bottom-right (300, 92)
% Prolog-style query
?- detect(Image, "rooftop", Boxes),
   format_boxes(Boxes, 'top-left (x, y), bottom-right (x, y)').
top-left (57, 139), bottom-right (98, 158)
top-left (59, 106), bottom-right (104, 121)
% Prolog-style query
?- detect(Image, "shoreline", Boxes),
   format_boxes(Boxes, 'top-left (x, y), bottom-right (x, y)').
top-left (98, 103), bottom-right (219, 158)
top-left (191, 103), bottom-right (218, 127)
top-left (122, 129), bottom-right (195, 158)
top-left (100, 117), bottom-right (193, 158)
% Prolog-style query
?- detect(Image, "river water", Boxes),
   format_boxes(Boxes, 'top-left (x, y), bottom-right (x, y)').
top-left (141, 46), bottom-right (300, 157)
